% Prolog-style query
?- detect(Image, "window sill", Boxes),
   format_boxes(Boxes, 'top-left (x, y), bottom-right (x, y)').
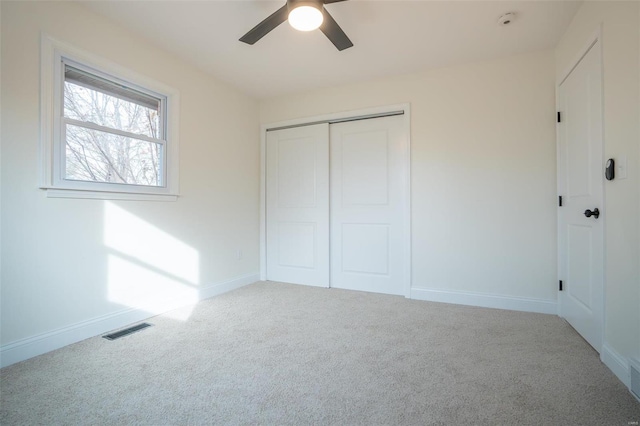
top-left (42, 188), bottom-right (179, 202)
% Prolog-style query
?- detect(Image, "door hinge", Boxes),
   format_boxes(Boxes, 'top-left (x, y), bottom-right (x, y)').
top-left (559, 280), bottom-right (563, 291)
top-left (557, 111), bottom-right (562, 123)
top-left (559, 195), bottom-right (563, 207)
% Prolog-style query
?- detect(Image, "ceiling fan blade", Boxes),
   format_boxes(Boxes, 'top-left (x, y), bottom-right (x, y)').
top-left (239, 4), bottom-right (289, 45)
top-left (319, 7), bottom-right (353, 51)
top-left (323, 0), bottom-right (348, 3)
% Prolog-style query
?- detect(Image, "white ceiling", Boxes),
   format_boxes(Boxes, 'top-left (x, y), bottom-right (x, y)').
top-left (82, 1), bottom-right (581, 99)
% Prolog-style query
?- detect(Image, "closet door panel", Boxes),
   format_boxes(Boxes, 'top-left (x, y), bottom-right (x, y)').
top-left (330, 116), bottom-right (407, 295)
top-left (266, 124), bottom-right (330, 287)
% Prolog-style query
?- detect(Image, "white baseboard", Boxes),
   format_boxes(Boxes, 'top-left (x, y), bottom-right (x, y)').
top-left (0, 273), bottom-right (259, 368)
top-left (601, 343), bottom-right (630, 388)
top-left (198, 273), bottom-right (259, 299)
top-left (267, 279), bottom-right (328, 289)
top-left (629, 358), bottom-right (640, 402)
top-left (410, 287), bottom-right (557, 315)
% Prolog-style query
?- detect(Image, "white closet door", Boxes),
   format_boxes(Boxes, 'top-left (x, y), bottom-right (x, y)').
top-left (266, 124), bottom-right (330, 287)
top-left (330, 115), bottom-right (408, 295)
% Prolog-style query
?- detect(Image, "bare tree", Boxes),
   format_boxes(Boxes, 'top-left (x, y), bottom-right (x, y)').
top-left (64, 82), bottom-right (161, 186)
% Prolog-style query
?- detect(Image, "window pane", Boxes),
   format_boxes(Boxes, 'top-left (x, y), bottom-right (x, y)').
top-left (65, 124), bottom-right (162, 187)
top-left (64, 81), bottom-right (161, 139)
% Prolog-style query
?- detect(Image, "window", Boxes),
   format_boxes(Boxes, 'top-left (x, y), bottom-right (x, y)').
top-left (63, 64), bottom-right (165, 187)
top-left (41, 36), bottom-right (179, 200)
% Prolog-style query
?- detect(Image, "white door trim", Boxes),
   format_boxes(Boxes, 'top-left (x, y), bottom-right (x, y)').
top-left (558, 26), bottom-right (602, 86)
top-left (260, 103), bottom-right (412, 297)
top-left (556, 28), bottom-right (605, 346)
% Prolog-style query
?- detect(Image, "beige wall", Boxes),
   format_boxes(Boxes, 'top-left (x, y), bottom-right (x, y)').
top-left (261, 50), bottom-right (558, 306)
top-left (0, 2), bottom-right (260, 347)
top-left (556, 1), bottom-right (640, 367)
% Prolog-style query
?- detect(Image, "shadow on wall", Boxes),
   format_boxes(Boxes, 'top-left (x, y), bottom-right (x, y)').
top-left (104, 202), bottom-right (200, 321)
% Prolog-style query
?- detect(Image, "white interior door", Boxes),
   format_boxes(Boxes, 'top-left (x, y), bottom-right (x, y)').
top-left (557, 40), bottom-right (604, 352)
top-left (330, 115), bottom-right (408, 296)
top-left (266, 124), bottom-right (330, 287)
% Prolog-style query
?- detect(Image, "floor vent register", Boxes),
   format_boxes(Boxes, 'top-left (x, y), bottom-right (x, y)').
top-left (103, 323), bottom-right (152, 341)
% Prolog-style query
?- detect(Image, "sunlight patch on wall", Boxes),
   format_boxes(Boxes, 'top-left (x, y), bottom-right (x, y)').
top-left (104, 202), bottom-right (200, 321)
top-left (107, 254), bottom-right (198, 321)
top-left (104, 203), bottom-right (199, 283)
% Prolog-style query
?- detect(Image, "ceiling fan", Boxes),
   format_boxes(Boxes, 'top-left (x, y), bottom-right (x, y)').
top-left (239, 0), bottom-right (353, 51)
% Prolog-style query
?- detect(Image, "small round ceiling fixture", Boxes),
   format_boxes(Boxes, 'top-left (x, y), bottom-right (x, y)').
top-left (289, 4), bottom-right (324, 32)
top-left (497, 12), bottom-right (516, 26)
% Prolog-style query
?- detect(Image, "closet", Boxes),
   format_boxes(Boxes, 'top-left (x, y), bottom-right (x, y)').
top-left (265, 113), bottom-right (408, 296)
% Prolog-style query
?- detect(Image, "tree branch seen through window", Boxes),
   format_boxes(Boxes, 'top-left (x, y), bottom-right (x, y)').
top-left (63, 74), bottom-right (163, 187)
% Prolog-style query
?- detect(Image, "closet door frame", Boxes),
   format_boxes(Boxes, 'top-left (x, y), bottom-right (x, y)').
top-left (260, 103), bottom-right (412, 297)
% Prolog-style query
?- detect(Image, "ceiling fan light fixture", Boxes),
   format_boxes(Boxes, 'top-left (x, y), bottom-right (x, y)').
top-left (288, 4), bottom-right (323, 32)
top-left (239, 0), bottom-right (352, 51)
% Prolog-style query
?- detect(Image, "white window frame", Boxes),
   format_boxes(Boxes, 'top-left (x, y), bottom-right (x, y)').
top-left (40, 35), bottom-right (180, 201)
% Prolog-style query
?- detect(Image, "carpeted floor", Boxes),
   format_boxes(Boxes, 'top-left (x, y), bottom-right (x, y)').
top-left (1, 281), bottom-right (639, 425)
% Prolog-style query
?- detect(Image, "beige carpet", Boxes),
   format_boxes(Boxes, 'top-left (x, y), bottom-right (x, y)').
top-left (1, 281), bottom-right (639, 425)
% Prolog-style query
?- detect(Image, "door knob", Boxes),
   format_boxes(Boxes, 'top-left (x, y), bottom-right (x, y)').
top-left (584, 208), bottom-right (600, 219)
